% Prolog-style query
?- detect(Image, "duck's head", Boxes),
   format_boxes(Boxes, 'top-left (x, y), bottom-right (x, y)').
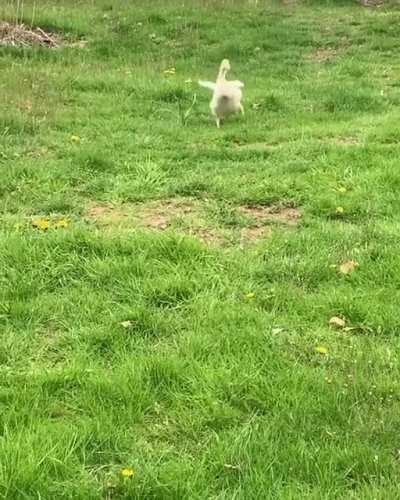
top-left (220, 59), bottom-right (231, 72)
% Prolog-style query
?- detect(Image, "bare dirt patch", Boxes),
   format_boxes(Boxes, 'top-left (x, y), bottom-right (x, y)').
top-left (140, 199), bottom-right (196, 231)
top-left (86, 199), bottom-right (302, 246)
top-left (237, 205), bottom-right (302, 228)
top-left (235, 142), bottom-right (282, 151)
top-left (86, 203), bottom-right (128, 225)
top-left (306, 47), bottom-right (338, 63)
top-left (333, 136), bottom-right (360, 146)
top-left (188, 226), bottom-right (226, 246)
top-left (358, 0), bottom-right (384, 6)
top-left (316, 136), bottom-right (361, 147)
top-left (0, 21), bottom-right (62, 48)
top-left (240, 226), bottom-right (272, 243)
top-left (86, 198), bottom-right (227, 245)
top-left (306, 35), bottom-right (349, 64)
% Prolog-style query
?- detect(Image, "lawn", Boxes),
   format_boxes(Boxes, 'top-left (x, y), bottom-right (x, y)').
top-left (1, 0), bottom-right (400, 498)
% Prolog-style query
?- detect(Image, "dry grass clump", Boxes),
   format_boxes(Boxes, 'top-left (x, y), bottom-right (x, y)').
top-left (0, 21), bottom-right (61, 47)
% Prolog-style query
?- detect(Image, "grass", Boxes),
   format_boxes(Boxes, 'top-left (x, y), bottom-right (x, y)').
top-left (1, 0), bottom-right (400, 497)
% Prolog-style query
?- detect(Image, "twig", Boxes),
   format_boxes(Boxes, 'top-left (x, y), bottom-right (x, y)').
top-left (36, 26), bottom-right (57, 46)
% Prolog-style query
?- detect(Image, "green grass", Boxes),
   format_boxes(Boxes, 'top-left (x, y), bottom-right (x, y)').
top-left (1, 0), bottom-right (400, 497)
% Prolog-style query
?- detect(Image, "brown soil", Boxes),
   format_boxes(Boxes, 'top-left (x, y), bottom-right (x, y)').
top-left (237, 205), bottom-right (302, 227)
top-left (86, 199), bottom-right (302, 246)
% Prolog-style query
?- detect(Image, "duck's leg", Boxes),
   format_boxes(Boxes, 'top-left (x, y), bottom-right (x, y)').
top-left (210, 104), bottom-right (220, 128)
top-left (212, 108), bottom-right (221, 128)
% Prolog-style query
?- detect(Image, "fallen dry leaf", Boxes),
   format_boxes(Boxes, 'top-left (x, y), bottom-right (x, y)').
top-left (315, 346), bottom-right (328, 355)
top-left (245, 292), bottom-right (255, 299)
top-left (223, 463), bottom-right (241, 470)
top-left (335, 206), bottom-right (344, 215)
top-left (339, 260), bottom-right (359, 275)
top-left (120, 320), bottom-right (134, 329)
top-left (70, 134), bottom-right (81, 142)
top-left (329, 316), bottom-right (346, 329)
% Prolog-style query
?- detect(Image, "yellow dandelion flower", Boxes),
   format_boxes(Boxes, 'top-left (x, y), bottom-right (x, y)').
top-left (32, 218), bottom-right (50, 230)
top-left (121, 467), bottom-right (134, 478)
top-left (54, 218), bottom-right (70, 229)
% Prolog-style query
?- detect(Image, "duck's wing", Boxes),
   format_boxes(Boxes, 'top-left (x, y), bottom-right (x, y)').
top-left (198, 80), bottom-right (216, 91)
top-left (230, 80), bottom-right (244, 89)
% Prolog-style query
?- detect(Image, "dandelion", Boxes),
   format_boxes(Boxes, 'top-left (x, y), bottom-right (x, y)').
top-left (121, 467), bottom-right (134, 478)
top-left (54, 218), bottom-right (70, 229)
top-left (32, 218), bottom-right (50, 230)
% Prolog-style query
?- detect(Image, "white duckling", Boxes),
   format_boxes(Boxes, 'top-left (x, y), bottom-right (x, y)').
top-left (199, 59), bottom-right (244, 128)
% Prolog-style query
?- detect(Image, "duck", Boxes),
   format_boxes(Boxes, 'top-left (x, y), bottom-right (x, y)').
top-left (199, 59), bottom-right (244, 128)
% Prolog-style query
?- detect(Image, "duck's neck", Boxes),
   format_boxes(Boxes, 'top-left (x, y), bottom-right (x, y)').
top-left (217, 64), bottom-right (228, 83)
